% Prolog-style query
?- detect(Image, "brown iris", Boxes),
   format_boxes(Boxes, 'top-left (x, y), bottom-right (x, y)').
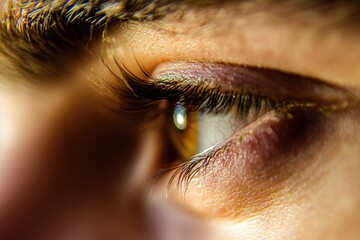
top-left (168, 104), bottom-right (198, 161)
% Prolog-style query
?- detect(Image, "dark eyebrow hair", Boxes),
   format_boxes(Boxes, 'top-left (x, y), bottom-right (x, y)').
top-left (0, 0), bottom-right (180, 83)
top-left (1, 0), bottom-right (360, 84)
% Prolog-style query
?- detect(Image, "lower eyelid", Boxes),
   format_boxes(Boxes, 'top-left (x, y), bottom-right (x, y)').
top-left (180, 107), bottom-right (320, 179)
top-left (166, 107), bottom-right (327, 218)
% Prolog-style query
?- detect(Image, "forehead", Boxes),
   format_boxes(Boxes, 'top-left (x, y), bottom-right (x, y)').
top-left (0, 0), bottom-right (360, 84)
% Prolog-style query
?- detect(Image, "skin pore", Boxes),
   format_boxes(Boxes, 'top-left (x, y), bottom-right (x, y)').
top-left (1, 0), bottom-right (360, 239)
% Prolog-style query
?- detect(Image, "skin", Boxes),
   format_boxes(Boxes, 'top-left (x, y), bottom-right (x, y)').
top-left (0, 1), bottom-right (360, 239)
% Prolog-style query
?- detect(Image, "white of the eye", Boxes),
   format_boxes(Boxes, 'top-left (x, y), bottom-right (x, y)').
top-left (197, 113), bottom-right (234, 153)
top-left (173, 104), bottom-right (187, 130)
top-left (197, 98), bottom-right (271, 153)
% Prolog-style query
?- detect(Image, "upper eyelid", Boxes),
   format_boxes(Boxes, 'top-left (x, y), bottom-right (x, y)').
top-left (153, 62), bottom-right (354, 96)
top-left (108, 59), bottom-right (359, 110)
top-left (117, 4), bottom-right (360, 91)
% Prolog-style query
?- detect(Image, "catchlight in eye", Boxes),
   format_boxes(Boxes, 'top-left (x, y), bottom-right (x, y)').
top-left (173, 104), bottom-right (187, 131)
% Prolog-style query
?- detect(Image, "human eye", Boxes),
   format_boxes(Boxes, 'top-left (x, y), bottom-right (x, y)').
top-left (99, 2), bottom-right (360, 238)
top-left (110, 59), bottom-right (358, 219)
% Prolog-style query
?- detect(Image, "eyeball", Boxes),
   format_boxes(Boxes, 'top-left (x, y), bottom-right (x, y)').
top-left (169, 103), bottom-right (242, 161)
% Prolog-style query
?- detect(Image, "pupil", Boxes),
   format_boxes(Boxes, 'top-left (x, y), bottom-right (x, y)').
top-left (173, 104), bottom-right (187, 130)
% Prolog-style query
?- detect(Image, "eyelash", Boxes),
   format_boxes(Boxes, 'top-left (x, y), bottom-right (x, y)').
top-left (109, 61), bottom-right (311, 191)
top-left (109, 59), bottom-right (298, 115)
top-left (156, 85), bottom-right (298, 192)
top-left (149, 81), bottom-right (292, 115)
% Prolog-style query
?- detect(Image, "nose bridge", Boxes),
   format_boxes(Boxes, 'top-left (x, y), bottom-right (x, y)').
top-left (0, 84), bottom-right (159, 239)
top-left (0, 87), bottom-right (64, 237)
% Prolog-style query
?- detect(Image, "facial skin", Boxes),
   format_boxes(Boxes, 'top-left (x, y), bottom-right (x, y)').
top-left (1, 0), bottom-right (360, 239)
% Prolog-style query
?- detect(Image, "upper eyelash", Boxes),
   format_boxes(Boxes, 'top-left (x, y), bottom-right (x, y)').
top-left (151, 82), bottom-right (292, 116)
top-left (108, 58), bottom-right (297, 118)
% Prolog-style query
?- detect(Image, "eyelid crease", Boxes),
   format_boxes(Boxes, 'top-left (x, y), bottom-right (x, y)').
top-left (153, 62), bottom-right (359, 105)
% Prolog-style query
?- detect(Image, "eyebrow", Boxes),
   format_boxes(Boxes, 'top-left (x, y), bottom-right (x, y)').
top-left (0, 0), bottom-right (178, 83)
top-left (1, 0), bottom-right (360, 84)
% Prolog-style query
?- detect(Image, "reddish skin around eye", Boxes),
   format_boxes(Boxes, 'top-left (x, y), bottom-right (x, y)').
top-left (166, 107), bottom-right (326, 219)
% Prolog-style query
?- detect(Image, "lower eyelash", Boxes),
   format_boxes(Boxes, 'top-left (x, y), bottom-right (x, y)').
top-left (166, 149), bottom-right (217, 194)
top-left (163, 105), bottom-right (315, 193)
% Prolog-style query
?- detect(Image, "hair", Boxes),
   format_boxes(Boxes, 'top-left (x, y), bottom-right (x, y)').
top-left (1, 0), bottom-right (360, 82)
top-left (0, 0), bottom-right (177, 82)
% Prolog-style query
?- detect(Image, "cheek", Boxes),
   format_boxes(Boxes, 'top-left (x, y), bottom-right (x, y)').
top-left (302, 109), bottom-right (360, 238)
top-left (154, 107), bottom-right (360, 240)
